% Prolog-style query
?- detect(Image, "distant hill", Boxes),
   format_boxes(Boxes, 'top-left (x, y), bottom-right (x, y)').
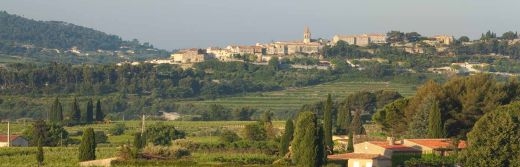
top-left (0, 11), bottom-right (169, 64)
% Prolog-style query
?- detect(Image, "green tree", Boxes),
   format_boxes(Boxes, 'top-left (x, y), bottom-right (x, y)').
top-left (95, 99), bottom-right (104, 122)
top-left (268, 56), bottom-right (280, 70)
top-left (407, 96), bottom-right (431, 138)
top-left (262, 110), bottom-right (276, 140)
top-left (323, 94), bottom-right (333, 154)
top-left (71, 97), bottom-right (81, 124)
top-left (78, 128), bottom-right (96, 161)
top-left (336, 102), bottom-right (352, 135)
top-left (244, 123), bottom-right (267, 141)
top-left (350, 111), bottom-right (365, 135)
top-left (347, 132), bottom-right (354, 153)
top-left (85, 98), bottom-right (94, 124)
top-left (145, 123), bottom-right (185, 146)
top-left (459, 36), bottom-right (470, 42)
top-left (373, 98), bottom-right (408, 137)
top-left (219, 130), bottom-right (241, 143)
top-left (36, 137), bottom-right (44, 167)
top-left (49, 97), bottom-right (63, 123)
top-left (458, 102), bottom-right (520, 166)
top-left (279, 119), bottom-right (294, 156)
top-left (427, 98), bottom-right (444, 138)
top-left (291, 111), bottom-right (323, 167)
top-left (501, 31), bottom-right (518, 40)
top-left (133, 133), bottom-right (146, 150)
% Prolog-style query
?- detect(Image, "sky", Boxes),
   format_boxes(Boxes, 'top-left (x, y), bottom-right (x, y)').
top-left (2, 0), bottom-right (520, 50)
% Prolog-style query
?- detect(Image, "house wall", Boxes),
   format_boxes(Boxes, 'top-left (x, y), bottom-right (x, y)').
top-left (348, 158), bottom-right (391, 167)
top-left (354, 142), bottom-right (393, 157)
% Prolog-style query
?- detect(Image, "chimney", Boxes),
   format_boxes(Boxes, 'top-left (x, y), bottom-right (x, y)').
top-left (387, 136), bottom-right (395, 146)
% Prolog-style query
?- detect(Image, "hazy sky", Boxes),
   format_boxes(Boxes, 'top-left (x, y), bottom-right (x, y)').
top-left (3, 0), bottom-right (520, 50)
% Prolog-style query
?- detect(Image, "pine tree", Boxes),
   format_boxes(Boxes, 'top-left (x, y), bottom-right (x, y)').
top-left (347, 131), bottom-right (354, 153)
top-left (291, 111), bottom-right (322, 167)
top-left (95, 99), bottom-right (104, 122)
top-left (279, 119), bottom-right (294, 156)
top-left (323, 94), bottom-right (333, 155)
top-left (85, 98), bottom-right (94, 124)
top-left (428, 99), bottom-right (444, 138)
top-left (36, 137), bottom-right (44, 167)
top-left (78, 128), bottom-right (96, 161)
top-left (71, 97), bottom-right (81, 124)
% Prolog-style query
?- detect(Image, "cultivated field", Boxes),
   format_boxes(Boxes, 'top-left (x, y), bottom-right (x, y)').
top-left (177, 81), bottom-right (416, 113)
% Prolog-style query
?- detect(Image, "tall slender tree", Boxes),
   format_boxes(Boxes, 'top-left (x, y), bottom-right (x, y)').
top-left (351, 111), bottom-right (365, 135)
top-left (291, 111), bottom-right (323, 167)
top-left (336, 102), bottom-right (352, 135)
top-left (279, 119), bottom-right (294, 156)
top-left (50, 97), bottom-right (63, 123)
top-left (78, 128), bottom-right (96, 161)
top-left (347, 131), bottom-right (354, 153)
top-left (428, 98), bottom-right (444, 138)
top-left (95, 99), bottom-right (104, 122)
top-left (85, 98), bottom-right (94, 124)
top-left (71, 97), bottom-right (81, 124)
top-left (36, 137), bottom-right (44, 167)
top-left (323, 94), bottom-right (333, 154)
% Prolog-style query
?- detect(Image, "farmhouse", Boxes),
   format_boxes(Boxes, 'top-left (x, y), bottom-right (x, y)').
top-left (328, 138), bottom-right (465, 167)
top-left (0, 135), bottom-right (29, 147)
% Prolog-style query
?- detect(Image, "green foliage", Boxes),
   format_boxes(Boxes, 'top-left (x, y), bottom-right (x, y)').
top-left (323, 94), bottom-right (333, 153)
top-left (36, 137), bottom-right (44, 166)
top-left (335, 101), bottom-right (351, 135)
top-left (405, 154), bottom-right (456, 167)
top-left (279, 119), bottom-right (294, 156)
top-left (243, 123), bottom-right (267, 141)
top-left (49, 97), bottom-right (63, 123)
top-left (501, 31), bottom-right (518, 40)
top-left (134, 133), bottom-right (147, 150)
top-left (24, 120), bottom-right (69, 147)
top-left (391, 153), bottom-right (421, 167)
top-left (109, 123), bottom-right (126, 136)
top-left (78, 128), bottom-right (96, 161)
top-left (95, 99), bottom-right (104, 122)
top-left (427, 97), bottom-right (444, 138)
top-left (219, 130), bottom-right (241, 143)
top-left (291, 111), bottom-right (322, 167)
top-left (94, 131), bottom-right (108, 144)
top-left (85, 98), bottom-right (94, 124)
top-left (145, 123), bottom-right (185, 146)
top-left (71, 97), bottom-right (81, 125)
top-left (458, 102), bottom-right (520, 166)
top-left (142, 144), bottom-right (190, 159)
top-left (407, 96), bottom-right (431, 138)
top-left (350, 111), bottom-right (365, 135)
top-left (373, 98), bottom-right (408, 136)
top-left (346, 132), bottom-right (354, 153)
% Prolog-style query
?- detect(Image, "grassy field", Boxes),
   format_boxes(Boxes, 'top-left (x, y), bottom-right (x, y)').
top-left (177, 81), bottom-right (416, 114)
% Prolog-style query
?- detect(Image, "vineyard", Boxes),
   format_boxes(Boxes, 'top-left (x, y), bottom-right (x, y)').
top-left (177, 81), bottom-right (416, 114)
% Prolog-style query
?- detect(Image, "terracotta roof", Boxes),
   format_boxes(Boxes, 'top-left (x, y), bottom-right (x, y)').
top-left (405, 139), bottom-right (467, 149)
top-left (328, 153), bottom-right (390, 160)
top-left (369, 141), bottom-right (421, 152)
top-left (0, 135), bottom-right (21, 142)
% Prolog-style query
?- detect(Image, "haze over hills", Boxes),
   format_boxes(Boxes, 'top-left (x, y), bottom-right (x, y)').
top-left (0, 11), bottom-right (168, 64)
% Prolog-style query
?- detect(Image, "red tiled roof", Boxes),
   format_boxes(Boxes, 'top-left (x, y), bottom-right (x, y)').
top-left (369, 141), bottom-right (421, 152)
top-left (328, 153), bottom-right (390, 160)
top-left (0, 135), bottom-right (20, 142)
top-left (406, 139), bottom-right (467, 149)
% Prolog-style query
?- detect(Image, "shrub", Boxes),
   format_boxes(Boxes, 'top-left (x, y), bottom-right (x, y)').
top-left (94, 131), bottom-right (108, 144)
top-left (142, 144), bottom-right (190, 159)
top-left (109, 123), bottom-right (126, 136)
top-left (220, 130), bottom-right (241, 143)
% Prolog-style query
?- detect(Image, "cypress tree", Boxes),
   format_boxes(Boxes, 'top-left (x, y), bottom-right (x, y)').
top-left (85, 98), bottom-right (94, 124)
top-left (95, 99), bottom-right (104, 122)
top-left (36, 137), bottom-right (44, 167)
top-left (336, 103), bottom-right (352, 135)
top-left (133, 133), bottom-right (146, 150)
top-left (351, 111), bottom-right (365, 135)
top-left (71, 97), bottom-right (81, 124)
top-left (78, 128), bottom-right (96, 161)
top-left (347, 131), bottom-right (354, 153)
top-left (428, 99), bottom-right (444, 138)
top-left (279, 119), bottom-right (294, 156)
top-left (50, 97), bottom-right (63, 123)
top-left (316, 124), bottom-right (326, 166)
top-left (292, 111), bottom-right (321, 167)
top-left (323, 94), bottom-right (333, 154)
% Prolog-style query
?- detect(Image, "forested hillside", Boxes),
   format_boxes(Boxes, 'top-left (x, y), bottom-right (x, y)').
top-left (0, 11), bottom-right (169, 64)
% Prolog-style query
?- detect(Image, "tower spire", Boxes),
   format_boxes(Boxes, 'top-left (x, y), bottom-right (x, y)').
top-left (304, 26), bottom-right (311, 44)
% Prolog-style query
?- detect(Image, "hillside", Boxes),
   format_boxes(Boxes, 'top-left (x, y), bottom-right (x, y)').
top-left (0, 11), bottom-right (169, 64)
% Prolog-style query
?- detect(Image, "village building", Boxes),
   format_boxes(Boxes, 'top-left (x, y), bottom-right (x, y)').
top-left (207, 47), bottom-right (233, 61)
top-left (332, 34), bottom-right (387, 46)
top-left (433, 35), bottom-right (454, 45)
top-left (265, 27), bottom-right (322, 55)
top-left (328, 138), bottom-right (465, 167)
top-left (0, 135), bottom-right (29, 147)
top-left (170, 48), bottom-right (211, 64)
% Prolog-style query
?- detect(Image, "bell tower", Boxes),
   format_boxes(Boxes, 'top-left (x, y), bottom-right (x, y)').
top-left (303, 26), bottom-right (311, 44)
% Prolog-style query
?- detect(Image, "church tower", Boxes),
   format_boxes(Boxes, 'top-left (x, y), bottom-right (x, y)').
top-left (303, 26), bottom-right (311, 44)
